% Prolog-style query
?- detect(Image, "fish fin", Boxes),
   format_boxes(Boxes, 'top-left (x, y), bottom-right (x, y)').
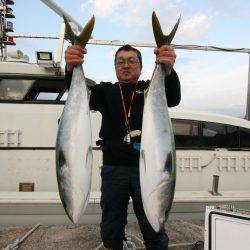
top-left (152, 11), bottom-right (181, 47)
top-left (164, 177), bottom-right (176, 221)
top-left (63, 15), bottom-right (95, 46)
top-left (56, 147), bottom-right (73, 222)
top-left (152, 11), bottom-right (164, 48)
top-left (76, 16), bottom-right (95, 47)
top-left (85, 146), bottom-right (93, 169)
top-left (141, 149), bottom-right (147, 173)
top-left (63, 15), bottom-right (76, 44)
top-left (164, 152), bottom-right (172, 172)
top-left (165, 15), bottom-right (181, 45)
top-left (164, 152), bottom-right (176, 221)
top-left (59, 150), bottom-right (65, 168)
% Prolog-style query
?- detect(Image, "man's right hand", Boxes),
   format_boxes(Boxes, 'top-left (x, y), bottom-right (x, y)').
top-left (65, 45), bottom-right (87, 73)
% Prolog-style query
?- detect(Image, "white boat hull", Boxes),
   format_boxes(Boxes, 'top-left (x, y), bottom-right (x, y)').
top-left (1, 102), bottom-right (250, 225)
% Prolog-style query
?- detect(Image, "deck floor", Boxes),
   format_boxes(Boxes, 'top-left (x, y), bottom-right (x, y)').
top-left (0, 220), bottom-right (204, 249)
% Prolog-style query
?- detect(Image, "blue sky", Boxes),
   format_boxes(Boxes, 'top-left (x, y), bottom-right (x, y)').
top-left (9, 0), bottom-right (250, 117)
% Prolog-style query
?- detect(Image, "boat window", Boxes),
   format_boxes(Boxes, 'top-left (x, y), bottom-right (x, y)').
top-left (0, 79), bottom-right (35, 100)
top-left (240, 127), bottom-right (250, 148)
top-left (36, 92), bottom-right (60, 101)
top-left (24, 78), bottom-right (66, 102)
top-left (202, 122), bottom-right (238, 148)
top-left (172, 119), bottom-right (199, 147)
top-left (0, 77), bottom-right (66, 103)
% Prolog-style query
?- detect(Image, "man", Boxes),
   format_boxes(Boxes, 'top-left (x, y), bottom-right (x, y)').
top-left (65, 44), bottom-right (180, 250)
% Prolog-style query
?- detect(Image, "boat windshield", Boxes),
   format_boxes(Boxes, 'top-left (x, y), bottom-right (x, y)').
top-left (0, 79), bottom-right (35, 100)
top-left (0, 76), bottom-right (95, 102)
top-left (0, 77), bottom-right (66, 102)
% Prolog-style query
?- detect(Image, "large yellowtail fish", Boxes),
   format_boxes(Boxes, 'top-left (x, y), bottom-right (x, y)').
top-left (140, 12), bottom-right (180, 232)
top-left (56, 15), bottom-right (95, 223)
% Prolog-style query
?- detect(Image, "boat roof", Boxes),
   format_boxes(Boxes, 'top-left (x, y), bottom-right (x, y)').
top-left (169, 108), bottom-right (250, 129)
top-left (0, 61), bottom-right (62, 77)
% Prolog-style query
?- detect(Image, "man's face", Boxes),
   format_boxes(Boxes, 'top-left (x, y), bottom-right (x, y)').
top-left (115, 50), bottom-right (142, 84)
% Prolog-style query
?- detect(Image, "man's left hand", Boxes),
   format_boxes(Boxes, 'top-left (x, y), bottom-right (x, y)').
top-left (154, 45), bottom-right (176, 76)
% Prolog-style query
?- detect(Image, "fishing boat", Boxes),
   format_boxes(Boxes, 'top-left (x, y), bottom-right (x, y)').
top-left (1, 63), bottom-right (250, 224)
top-left (0, 0), bottom-right (250, 226)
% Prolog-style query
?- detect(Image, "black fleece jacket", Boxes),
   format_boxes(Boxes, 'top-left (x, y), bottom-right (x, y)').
top-left (65, 69), bottom-right (181, 166)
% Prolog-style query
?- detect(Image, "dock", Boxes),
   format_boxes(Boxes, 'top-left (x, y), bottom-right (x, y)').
top-left (0, 220), bottom-right (204, 250)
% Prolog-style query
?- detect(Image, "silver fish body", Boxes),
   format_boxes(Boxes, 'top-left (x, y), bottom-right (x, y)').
top-left (56, 65), bottom-right (93, 223)
top-left (140, 64), bottom-right (176, 232)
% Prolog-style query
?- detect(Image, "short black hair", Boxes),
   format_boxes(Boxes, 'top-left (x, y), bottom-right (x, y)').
top-left (115, 44), bottom-right (142, 68)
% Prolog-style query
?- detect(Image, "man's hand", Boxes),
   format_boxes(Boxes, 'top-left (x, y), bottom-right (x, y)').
top-left (154, 45), bottom-right (176, 76)
top-left (65, 45), bottom-right (87, 73)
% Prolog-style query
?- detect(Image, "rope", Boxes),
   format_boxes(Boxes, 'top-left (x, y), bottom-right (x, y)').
top-left (2, 224), bottom-right (40, 250)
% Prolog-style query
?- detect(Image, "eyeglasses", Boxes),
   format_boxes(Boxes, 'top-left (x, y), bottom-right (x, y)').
top-left (116, 57), bottom-right (139, 67)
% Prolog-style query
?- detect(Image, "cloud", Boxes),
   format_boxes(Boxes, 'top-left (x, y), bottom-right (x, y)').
top-left (80, 0), bottom-right (123, 18)
top-left (80, 0), bottom-right (180, 33)
top-left (79, 0), bottom-right (250, 44)
top-left (183, 13), bottom-right (207, 30)
top-left (80, 0), bottom-right (147, 29)
top-left (77, 0), bottom-right (249, 117)
top-left (209, 0), bottom-right (250, 18)
top-left (176, 53), bottom-right (248, 117)
top-left (179, 13), bottom-right (212, 41)
top-left (79, 0), bottom-right (216, 43)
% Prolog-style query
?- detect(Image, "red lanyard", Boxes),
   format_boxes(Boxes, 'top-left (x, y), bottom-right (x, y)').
top-left (119, 81), bottom-right (138, 133)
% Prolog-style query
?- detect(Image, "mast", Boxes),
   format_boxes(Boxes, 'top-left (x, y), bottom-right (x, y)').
top-left (0, 0), bottom-right (15, 60)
